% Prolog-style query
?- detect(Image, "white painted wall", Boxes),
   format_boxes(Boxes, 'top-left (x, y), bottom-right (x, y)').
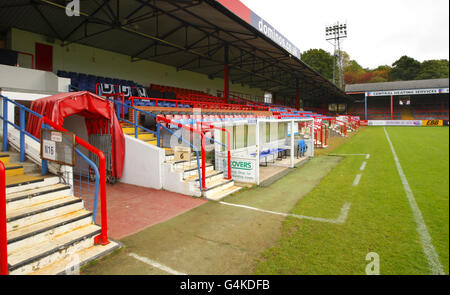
top-left (9, 28), bottom-right (264, 97)
top-left (0, 64), bottom-right (69, 92)
top-left (121, 135), bottom-right (165, 189)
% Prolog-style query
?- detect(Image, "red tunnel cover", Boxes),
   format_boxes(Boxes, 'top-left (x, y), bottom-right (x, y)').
top-left (26, 91), bottom-right (125, 179)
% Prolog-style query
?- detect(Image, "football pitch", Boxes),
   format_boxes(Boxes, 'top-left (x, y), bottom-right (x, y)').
top-left (82, 126), bottom-right (449, 275)
top-left (255, 126), bottom-right (449, 275)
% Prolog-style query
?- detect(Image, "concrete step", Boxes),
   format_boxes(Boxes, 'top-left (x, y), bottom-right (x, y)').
top-left (7, 209), bottom-right (93, 253)
top-left (167, 158), bottom-right (203, 170)
top-left (201, 179), bottom-right (235, 199)
top-left (0, 150), bottom-right (41, 174)
top-left (4, 163), bottom-right (24, 177)
top-left (0, 153), bottom-right (10, 164)
top-left (182, 164), bottom-right (214, 178)
top-left (205, 185), bottom-right (242, 201)
top-left (6, 183), bottom-right (72, 211)
top-left (6, 175), bottom-right (60, 195)
top-left (8, 224), bottom-right (101, 275)
top-left (165, 153), bottom-right (198, 162)
top-left (7, 196), bottom-right (84, 232)
top-left (185, 170), bottom-right (225, 186)
top-left (30, 240), bottom-right (120, 275)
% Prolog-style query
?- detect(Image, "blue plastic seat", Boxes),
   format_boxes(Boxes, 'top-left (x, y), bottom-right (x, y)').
top-left (297, 140), bottom-right (307, 157)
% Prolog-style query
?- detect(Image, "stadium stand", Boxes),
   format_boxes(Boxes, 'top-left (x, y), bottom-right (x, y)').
top-left (346, 79), bottom-right (449, 120)
top-left (0, 0), bottom-right (356, 275)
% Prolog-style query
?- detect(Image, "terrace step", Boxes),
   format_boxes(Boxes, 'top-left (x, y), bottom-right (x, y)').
top-left (182, 164), bottom-right (214, 178)
top-left (6, 175), bottom-right (60, 195)
top-left (6, 196), bottom-right (84, 232)
top-left (7, 210), bottom-right (93, 253)
top-left (4, 174), bottom-right (117, 275)
top-left (201, 179), bottom-right (241, 200)
top-left (0, 153), bottom-right (10, 164)
top-left (6, 183), bottom-right (72, 211)
top-left (30, 240), bottom-right (120, 275)
top-left (4, 163), bottom-right (24, 177)
top-left (8, 224), bottom-right (101, 275)
top-left (184, 170), bottom-right (225, 186)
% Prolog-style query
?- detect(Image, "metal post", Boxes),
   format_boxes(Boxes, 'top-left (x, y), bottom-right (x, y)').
top-left (391, 95), bottom-right (394, 120)
top-left (365, 92), bottom-right (368, 121)
top-left (122, 94), bottom-right (125, 121)
top-left (224, 44), bottom-right (229, 104)
top-left (255, 120), bottom-right (260, 185)
top-left (41, 123), bottom-right (48, 175)
top-left (0, 161), bottom-right (7, 275)
top-left (97, 151), bottom-right (109, 245)
top-left (19, 106), bottom-right (25, 162)
top-left (226, 130), bottom-right (231, 180)
top-left (290, 120), bottom-right (295, 168)
top-left (2, 98), bottom-right (8, 152)
top-left (157, 123), bottom-right (161, 147)
top-left (201, 133), bottom-right (206, 190)
top-left (134, 109), bottom-right (138, 139)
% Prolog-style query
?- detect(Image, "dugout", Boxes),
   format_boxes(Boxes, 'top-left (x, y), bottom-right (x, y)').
top-left (213, 118), bottom-right (314, 185)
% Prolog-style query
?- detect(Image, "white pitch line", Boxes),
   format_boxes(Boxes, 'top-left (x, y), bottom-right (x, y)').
top-left (219, 201), bottom-right (352, 225)
top-left (384, 127), bottom-right (444, 275)
top-left (353, 174), bottom-right (362, 186)
top-left (128, 253), bottom-right (187, 275)
top-left (360, 162), bottom-right (367, 171)
top-left (329, 153), bottom-right (371, 160)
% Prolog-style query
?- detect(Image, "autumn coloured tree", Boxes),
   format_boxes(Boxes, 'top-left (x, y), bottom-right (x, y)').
top-left (301, 49), bottom-right (448, 86)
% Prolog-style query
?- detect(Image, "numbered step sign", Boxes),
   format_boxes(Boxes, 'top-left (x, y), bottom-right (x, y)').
top-left (174, 146), bottom-right (191, 162)
top-left (40, 129), bottom-right (76, 166)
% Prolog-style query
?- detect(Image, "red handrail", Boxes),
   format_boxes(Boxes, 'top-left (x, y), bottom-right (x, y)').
top-left (41, 117), bottom-right (109, 246)
top-left (335, 120), bottom-right (348, 136)
top-left (0, 161), bottom-right (7, 275)
top-left (199, 122), bottom-right (232, 180)
top-left (156, 116), bottom-right (209, 190)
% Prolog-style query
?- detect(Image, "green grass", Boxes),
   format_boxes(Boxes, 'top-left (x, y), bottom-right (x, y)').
top-left (254, 127), bottom-right (449, 275)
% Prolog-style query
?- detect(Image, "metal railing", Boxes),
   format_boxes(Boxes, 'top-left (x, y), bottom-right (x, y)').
top-left (0, 162), bottom-right (6, 275)
top-left (129, 96), bottom-right (269, 112)
top-left (103, 95), bottom-right (233, 191)
top-left (0, 95), bottom-right (110, 274)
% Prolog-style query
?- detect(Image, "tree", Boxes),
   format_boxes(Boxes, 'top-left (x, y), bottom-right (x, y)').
top-left (344, 60), bottom-right (365, 75)
top-left (370, 65), bottom-right (391, 83)
top-left (416, 59), bottom-right (449, 80)
top-left (301, 49), bottom-right (334, 81)
top-left (390, 56), bottom-right (421, 81)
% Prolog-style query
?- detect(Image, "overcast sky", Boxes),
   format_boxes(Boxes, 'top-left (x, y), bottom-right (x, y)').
top-left (240, 0), bottom-right (449, 69)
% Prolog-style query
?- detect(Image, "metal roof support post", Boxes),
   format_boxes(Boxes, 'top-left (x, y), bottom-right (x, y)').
top-left (391, 95), bottom-right (394, 120)
top-left (365, 92), bottom-right (368, 121)
top-left (224, 44), bottom-right (229, 104)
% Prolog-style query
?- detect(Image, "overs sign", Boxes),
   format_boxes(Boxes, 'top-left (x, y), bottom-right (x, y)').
top-left (217, 155), bottom-right (257, 183)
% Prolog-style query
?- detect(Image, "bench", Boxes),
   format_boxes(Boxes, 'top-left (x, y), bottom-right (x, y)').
top-left (251, 148), bottom-right (288, 166)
